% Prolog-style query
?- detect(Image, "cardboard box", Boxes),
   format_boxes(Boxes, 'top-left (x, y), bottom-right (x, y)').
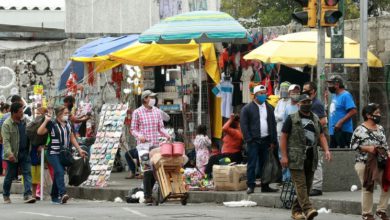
top-left (213, 165), bottom-right (247, 191)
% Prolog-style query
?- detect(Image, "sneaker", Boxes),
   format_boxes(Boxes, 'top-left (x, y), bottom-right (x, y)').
top-left (362, 213), bottom-right (375, 220)
top-left (309, 189), bottom-right (323, 196)
top-left (144, 197), bottom-right (153, 205)
top-left (3, 196), bottom-right (11, 204)
top-left (246, 187), bottom-right (255, 194)
top-left (52, 198), bottom-right (61, 205)
top-left (261, 185), bottom-right (279, 193)
top-left (24, 196), bottom-right (36, 204)
top-left (305, 208), bottom-right (318, 220)
top-left (376, 211), bottom-right (390, 220)
top-left (61, 194), bottom-right (69, 204)
top-left (291, 212), bottom-right (305, 220)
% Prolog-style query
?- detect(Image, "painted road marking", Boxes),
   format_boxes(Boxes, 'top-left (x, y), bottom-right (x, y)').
top-left (122, 207), bottom-right (148, 217)
top-left (18, 211), bottom-right (74, 219)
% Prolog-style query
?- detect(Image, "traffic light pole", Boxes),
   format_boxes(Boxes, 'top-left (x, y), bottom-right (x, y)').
top-left (330, 0), bottom-right (344, 74)
top-left (317, 0), bottom-right (326, 103)
top-left (359, 0), bottom-right (369, 121)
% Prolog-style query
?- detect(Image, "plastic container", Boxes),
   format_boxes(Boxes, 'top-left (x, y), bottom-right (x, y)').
top-left (172, 142), bottom-right (185, 156)
top-left (160, 143), bottom-right (173, 157)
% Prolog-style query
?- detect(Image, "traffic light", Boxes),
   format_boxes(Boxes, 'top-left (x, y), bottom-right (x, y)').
top-left (292, 0), bottom-right (317, 28)
top-left (320, 0), bottom-right (342, 27)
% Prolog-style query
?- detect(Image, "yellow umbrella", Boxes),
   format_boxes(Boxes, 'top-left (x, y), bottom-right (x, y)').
top-left (244, 31), bottom-right (383, 68)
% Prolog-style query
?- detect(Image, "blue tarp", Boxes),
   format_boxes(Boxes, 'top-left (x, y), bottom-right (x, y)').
top-left (58, 35), bottom-right (139, 91)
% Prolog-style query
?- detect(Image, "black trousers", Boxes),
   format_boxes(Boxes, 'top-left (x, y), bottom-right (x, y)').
top-left (205, 151), bottom-right (243, 177)
top-left (143, 170), bottom-right (156, 198)
top-left (330, 131), bottom-right (352, 148)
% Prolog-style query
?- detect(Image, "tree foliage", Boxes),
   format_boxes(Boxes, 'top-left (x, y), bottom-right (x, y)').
top-left (221, 0), bottom-right (390, 28)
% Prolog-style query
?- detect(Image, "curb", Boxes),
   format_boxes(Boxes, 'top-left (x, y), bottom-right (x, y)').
top-left (0, 183), bottom-right (363, 215)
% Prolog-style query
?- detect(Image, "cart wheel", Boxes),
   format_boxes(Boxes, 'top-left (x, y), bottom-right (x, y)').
top-left (181, 198), bottom-right (187, 206)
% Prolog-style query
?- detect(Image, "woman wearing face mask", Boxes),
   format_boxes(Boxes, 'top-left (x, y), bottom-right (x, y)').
top-left (37, 106), bottom-right (87, 204)
top-left (350, 103), bottom-right (390, 220)
top-left (283, 84), bottom-right (301, 122)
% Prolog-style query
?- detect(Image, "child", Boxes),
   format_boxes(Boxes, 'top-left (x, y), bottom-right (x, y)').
top-left (193, 125), bottom-right (211, 174)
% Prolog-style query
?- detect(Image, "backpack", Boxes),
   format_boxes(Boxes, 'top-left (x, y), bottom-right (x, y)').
top-left (26, 115), bottom-right (48, 146)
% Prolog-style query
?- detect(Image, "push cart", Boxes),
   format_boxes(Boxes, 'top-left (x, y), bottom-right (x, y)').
top-left (153, 157), bottom-right (188, 206)
top-left (280, 179), bottom-right (296, 209)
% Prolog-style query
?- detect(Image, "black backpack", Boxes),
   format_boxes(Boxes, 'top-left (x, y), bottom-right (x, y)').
top-left (26, 116), bottom-right (48, 146)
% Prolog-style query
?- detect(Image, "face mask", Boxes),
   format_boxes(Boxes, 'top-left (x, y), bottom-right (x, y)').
top-left (372, 115), bottom-right (381, 124)
top-left (256, 94), bottom-right (267, 104)
top-left (328, 86), bottom-right (336, 93)
top-left (148, 98), bottom-right (156, 107)
top-left (62, 115), bottom-right (69, 121)
top-left (291, 94), bottom-right (300, 102)
top-left (300, 104), bottom-right (312, 113)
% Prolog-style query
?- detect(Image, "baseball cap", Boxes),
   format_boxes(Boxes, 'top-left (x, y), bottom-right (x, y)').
top-left (288, 84), bottom-right (301, 92)
top-left (141, 90), bottom-right (157, 100)
top-left (298, 94), bottom-right (311, 102)
top-left (326, 75), bottom-right (343, 84)
top-left (253, 85), bottom-right (267, 94)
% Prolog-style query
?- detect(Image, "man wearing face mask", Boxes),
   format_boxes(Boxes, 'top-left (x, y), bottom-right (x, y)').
top-left (130, 90), bottom-right (171, 204)
top-left (275, 82), bottom-right (291, 141)
top-left (326, 75), bottom-right (357, 148)
top-left (283, 84), bottom-right (301, 121)
top-left (280, 94), bottom-right (331, 220)
top-left (240, 85), bottom-right (278, 194)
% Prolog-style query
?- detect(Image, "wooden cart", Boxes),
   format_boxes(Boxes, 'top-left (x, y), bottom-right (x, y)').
top-left (153, 158), bottom-right (188, 205)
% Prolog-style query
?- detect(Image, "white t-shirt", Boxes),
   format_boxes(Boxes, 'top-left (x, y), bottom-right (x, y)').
top-left (256, 102), bottom-right (269, 138)
top-left (217, 80), bottom-right (234, 118)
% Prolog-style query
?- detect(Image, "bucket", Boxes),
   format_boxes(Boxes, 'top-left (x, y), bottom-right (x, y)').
top-left (172, 142), bottom-right (185, 156)
top-left (160, 143), bottom-right (173, 157)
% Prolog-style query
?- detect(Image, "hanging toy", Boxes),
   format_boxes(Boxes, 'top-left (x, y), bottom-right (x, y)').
top-left (87, 62), bottom-right (95, 86)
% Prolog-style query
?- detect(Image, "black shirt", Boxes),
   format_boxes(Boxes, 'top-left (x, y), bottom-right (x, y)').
top-left (282, 112), bottom-right (323, 147)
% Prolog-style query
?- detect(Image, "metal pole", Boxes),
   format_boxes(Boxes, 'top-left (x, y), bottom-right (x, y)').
top-left (40, 149), bottom-right (44, 200)
top-left (198, 43), bottom-right (202, 125)
top-left (331, 0), bottom-right (345, 75)
top-left (359, 0), bottom-right (369, 121)
top-left (149, 0), bottom-right (152, 27)
top-left (317, 0), bottom-right (326, 102)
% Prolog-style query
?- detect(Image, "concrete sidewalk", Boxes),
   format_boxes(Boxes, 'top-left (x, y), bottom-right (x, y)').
top-left (0, 172), bottom-right (385, 216)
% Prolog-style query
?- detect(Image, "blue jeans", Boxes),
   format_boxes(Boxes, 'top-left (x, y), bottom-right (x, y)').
top-left (125, 149), bottom-right (139, 174)
top-left (47, 153), bottom-right (66, 200)
top-left (3, 153), bottom-right (32, 198)
top-left (247, 137), bottom-right (270, 188)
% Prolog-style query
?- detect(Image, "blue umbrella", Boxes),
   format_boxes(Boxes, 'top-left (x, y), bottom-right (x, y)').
top-left (58, 35), bottom-right (139, 91)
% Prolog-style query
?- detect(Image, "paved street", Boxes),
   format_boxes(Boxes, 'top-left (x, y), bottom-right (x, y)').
top-left (0, 196), bottom-right (360, 220)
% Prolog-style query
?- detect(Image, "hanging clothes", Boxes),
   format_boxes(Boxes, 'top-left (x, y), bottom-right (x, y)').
top-left (231, 68), bottom-right (242, 107)
top-left (216, 78), bottom-right (234, 118)
top-left (241, 66), bottom-right (254, 104)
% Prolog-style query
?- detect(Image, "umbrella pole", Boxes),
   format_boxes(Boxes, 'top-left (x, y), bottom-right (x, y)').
top-left (40, 148), bottom-right (44, 200)
top-left (198, 43), bottom-right (202, 125)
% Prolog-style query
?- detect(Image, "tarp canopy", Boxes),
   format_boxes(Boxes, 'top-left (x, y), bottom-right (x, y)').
top-left (58, 35), bottom-right (139, 90)
top-left (244, 31), bottom-right (383, 68)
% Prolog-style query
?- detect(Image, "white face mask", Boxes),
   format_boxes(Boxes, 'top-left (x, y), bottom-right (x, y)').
top-left (148, 98), bottom-right (156, 107)
top-left (62, 115), bottom-right (69, 121)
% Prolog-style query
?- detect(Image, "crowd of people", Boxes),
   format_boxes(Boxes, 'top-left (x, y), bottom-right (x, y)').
top-left (1, 75), bottom-right (390, 220)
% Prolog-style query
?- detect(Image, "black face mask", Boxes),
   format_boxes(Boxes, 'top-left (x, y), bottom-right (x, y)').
top-left (300, 104), bottom-right (312, 113)
top-left (328, 87), bottom-right (336, 93)
top-left (372, 115), bottom-right (381, 124)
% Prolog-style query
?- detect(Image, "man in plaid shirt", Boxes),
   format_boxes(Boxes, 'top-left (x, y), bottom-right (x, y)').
top-left (130, 90), bottom-right (170, 205)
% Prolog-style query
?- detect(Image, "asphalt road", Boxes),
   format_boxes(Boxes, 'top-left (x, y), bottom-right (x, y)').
top-left (0, 197), bottom-right (361, 220)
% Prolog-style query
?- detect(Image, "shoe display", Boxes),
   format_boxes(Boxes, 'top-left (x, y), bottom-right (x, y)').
top-left (376, 211), bottom-right (390, 220)
top-left (309, 189), bottom-right (323, 197)
top-left (23, 196), bottom-right (36, 204)
top-left (291, 212), bottom-right (305, 220)
top-left (305, 208), bottom-right (318, 220)
top-left (246, 187), bottom-right (255, 194)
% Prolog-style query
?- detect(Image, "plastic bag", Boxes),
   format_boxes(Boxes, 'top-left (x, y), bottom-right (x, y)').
top-left (261, 149), bottom-right (282, 185)
top-left (68, 157), bottom-right (91, 186)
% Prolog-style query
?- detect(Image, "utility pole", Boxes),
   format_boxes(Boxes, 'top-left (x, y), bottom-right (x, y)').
top-left (317, 0), bottom-right (326, 101)
top-left (330, 0), bottom-right (344, 75)
top-left (359, 0), bottom-right (369, 121)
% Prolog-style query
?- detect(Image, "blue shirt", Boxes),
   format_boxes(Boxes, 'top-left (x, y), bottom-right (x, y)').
top-left (311, 97), bottom-right (326, 118)
top-left (284, 104), bottom-right (299, 121)
top-left (328, 91), bottom-right (356, 135)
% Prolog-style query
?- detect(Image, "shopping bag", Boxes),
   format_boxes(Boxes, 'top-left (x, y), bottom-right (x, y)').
top-left (68, 157), bottom-right (91, 186)
top-left (261, 149), bottom-right (282, 185)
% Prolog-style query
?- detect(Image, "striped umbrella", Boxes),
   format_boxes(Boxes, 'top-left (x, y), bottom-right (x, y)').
top-left (139, 10), bottom-right (251, 44)
top-left (140, 10), bottom-right (251, 125)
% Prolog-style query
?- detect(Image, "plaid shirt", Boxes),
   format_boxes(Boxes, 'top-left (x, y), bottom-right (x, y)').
top-left (130, 105), bottom-right (169, 146)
